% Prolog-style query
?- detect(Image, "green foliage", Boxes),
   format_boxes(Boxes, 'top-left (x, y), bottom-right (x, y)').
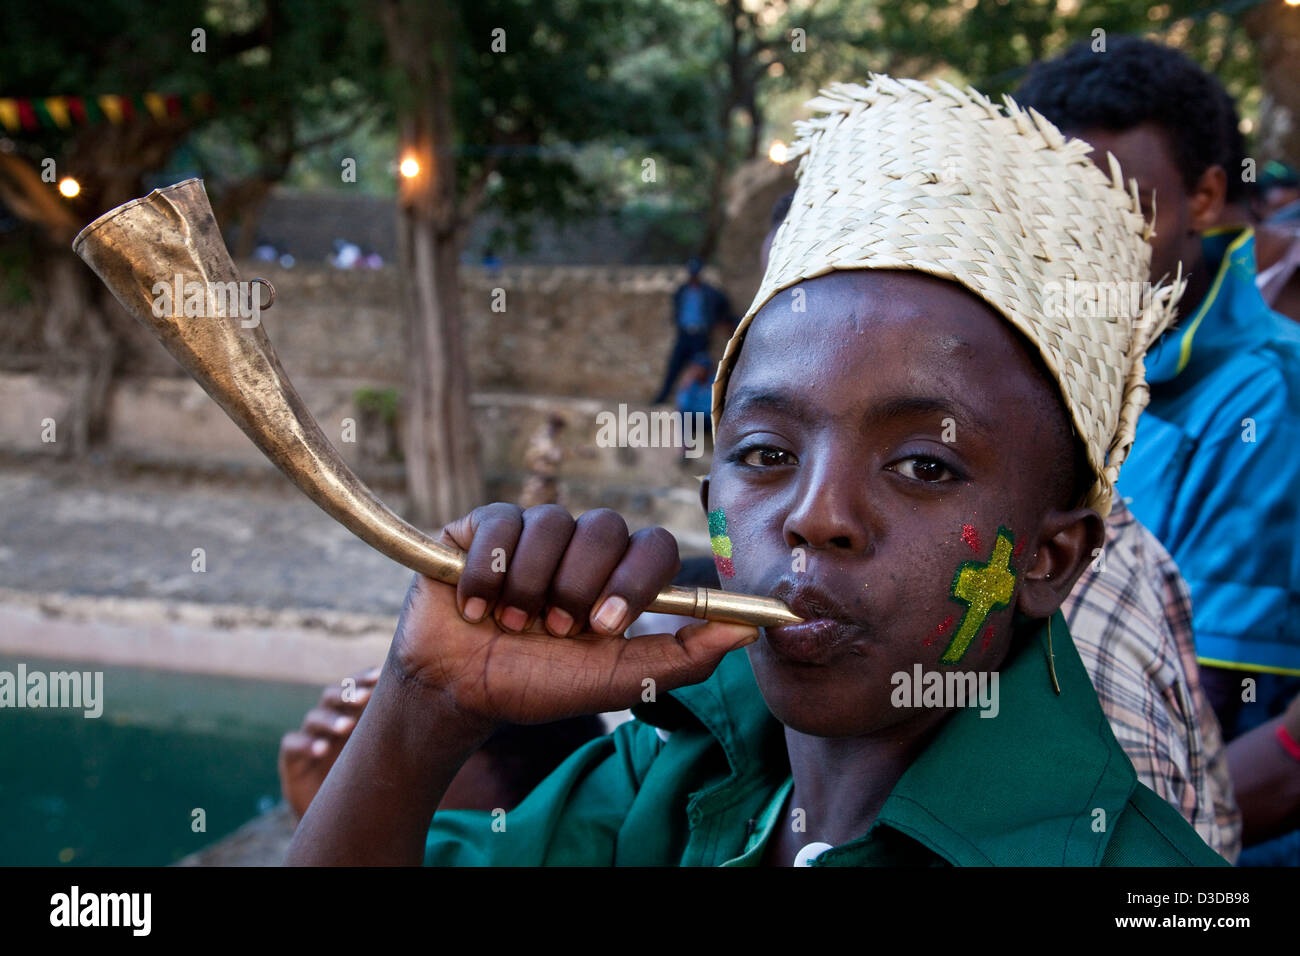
top-left (0, 0), bottom-right (386, 211)
top-left (615, 199), bottom-right (706, 261)
top-left (442, 0), bottom-right (718, 246)
top-left (183, 1), bottom-right (387, 189)
top-left (353, 386), bottom-right (400, 424)
top-left (0, 0), bottom-right (1267, 258)
top-left (0, 0), bottom-right (723, 260)
top-left (770, 0), bottom-right (1257, 100)
top-left (733, 0), bottom-right (1263, 175)
top-left (0, 238), bottom-right (35, 306)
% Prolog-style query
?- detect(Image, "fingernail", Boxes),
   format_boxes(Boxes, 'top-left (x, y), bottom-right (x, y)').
top-left (501, 606), bottom-right (529, 632)
top-left (311, 738), bottom-right (328, 757)
top-left (593, 595), bottom-right (629, 633)
top-left (546, 607), bottom-right (574, 636)
top-left (463, 597), bottom-right (487, 622)
top-left (333, 715), bottom-right (354, 733)
top-left (706, 623), bottom-right (759, 649)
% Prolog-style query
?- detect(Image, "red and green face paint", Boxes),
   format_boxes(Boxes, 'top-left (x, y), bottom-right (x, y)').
top-left (708, 508), bottom-right (735, 579)
top-left (939, 526), bottom-right (1017, 664)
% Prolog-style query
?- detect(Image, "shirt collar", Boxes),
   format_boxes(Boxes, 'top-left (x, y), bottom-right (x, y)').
top-left (639, 640), bottom-right (788, 786)
top-left (1145, 227), bottom-right (1265, 384)
top-left (651, 612), bottom-right (1137, 866)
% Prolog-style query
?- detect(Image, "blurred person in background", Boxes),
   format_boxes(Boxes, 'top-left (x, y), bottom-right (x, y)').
top-left (650, 257), bottom-right (734, 405)
top-left (1260, 161), bottom-right (1300, 225)
top-left (280, 665), bottom-right (605, 819)
top-left (1209, 92), bottom-right (1300, 323)
top-left (675, 352), bottom-right (714, 465)
top-left (330, 238), bottom-right (363, 269)
top-left (519, 414), bottom-right (566, 509)
top-left (1020, 33), bottom-right (1300, 865)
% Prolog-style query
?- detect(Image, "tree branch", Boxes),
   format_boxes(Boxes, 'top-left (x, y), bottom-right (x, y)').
top-left (454, 150), bottom-right (500, 234)
top-left (0, 153), bottom-right (83, 244)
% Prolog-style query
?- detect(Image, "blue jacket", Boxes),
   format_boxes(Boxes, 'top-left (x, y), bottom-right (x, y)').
top-left (1120, 227), bottom-right (1300, 676)
top-left (672, 281), bottom-right (732, 336)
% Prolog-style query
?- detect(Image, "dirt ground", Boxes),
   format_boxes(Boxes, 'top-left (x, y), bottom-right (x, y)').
top-left (0, 455), bottom-right (412, 616)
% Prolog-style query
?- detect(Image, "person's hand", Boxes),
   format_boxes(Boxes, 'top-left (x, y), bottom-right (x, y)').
top-left (389, 503), bottom-right (758, 731)
top-left (278, 665), bottom-right (380, 820)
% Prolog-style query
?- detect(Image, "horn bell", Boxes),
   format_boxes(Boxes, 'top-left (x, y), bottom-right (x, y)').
top-left (72, 178), bottom-right (467, 585)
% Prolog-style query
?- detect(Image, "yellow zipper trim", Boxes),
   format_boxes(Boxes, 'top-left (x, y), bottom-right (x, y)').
top-left (1173, 227), bottom-right (1254, 376)
top-left (1196, 655), bottom-right (1300, 678)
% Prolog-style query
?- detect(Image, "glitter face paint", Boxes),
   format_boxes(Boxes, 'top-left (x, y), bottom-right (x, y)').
top-left (940, 526), bottom-right (1017, 665)
top-left (708, 508), bottom-right (735, 579)
top-left (980, 626), bottom-right (995, 653)
top-left (960, 524), bottom-right (981, 553)
top-left (924, 614), bottom-right (955, 648)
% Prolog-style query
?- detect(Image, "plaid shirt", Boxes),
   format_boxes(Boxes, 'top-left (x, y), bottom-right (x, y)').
top-left (1063, 498), bottom-right (1241, 862)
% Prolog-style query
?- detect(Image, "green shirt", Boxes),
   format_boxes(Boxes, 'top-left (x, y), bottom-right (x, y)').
top-left (424, 613), bottom-right (1227, 866)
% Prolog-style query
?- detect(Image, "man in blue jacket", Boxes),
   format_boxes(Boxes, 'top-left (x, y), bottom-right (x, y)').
top-left (651, 257), bottom-right (734, 405)
top-left (1020, 35), bottom-right (1300, 864)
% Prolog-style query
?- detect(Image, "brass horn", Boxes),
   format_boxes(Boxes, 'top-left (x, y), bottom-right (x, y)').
top-left (72, 179), bottom-right (800, 628)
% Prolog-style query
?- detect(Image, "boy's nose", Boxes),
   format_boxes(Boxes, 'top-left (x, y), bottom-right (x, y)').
top-left (781, 454), bottom-right (873, 555)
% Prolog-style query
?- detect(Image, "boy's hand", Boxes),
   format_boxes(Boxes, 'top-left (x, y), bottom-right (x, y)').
top-left (278, 665), bottom-right (380, 820)
top-left (390, 503), bottom-right (758, 730)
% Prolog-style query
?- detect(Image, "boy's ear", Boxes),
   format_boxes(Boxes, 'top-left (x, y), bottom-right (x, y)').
top-left (1016, 507), bottom-right (1105, 618)
top-left (699, 476), bottom-right (711, 514)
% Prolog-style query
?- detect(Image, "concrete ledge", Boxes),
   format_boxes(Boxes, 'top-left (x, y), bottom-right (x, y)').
top-left (0, 371), bottom-right (80, 452)
top-left (0, 588), bottom-right (392, 685)
top-left (174, 803), bottom-right (296, 867)
top-left (0, 372), bottom-right (712, 480)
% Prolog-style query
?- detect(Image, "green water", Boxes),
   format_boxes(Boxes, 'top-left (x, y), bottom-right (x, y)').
top-left (0, 656), bottom-right (320, 866)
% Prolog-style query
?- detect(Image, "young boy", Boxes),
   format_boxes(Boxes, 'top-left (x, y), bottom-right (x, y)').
top-left (287, 77), bottom-right (1224, 866)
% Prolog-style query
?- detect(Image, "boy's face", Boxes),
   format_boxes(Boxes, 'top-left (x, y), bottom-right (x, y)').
top-left (705, 270), bottom-right (1081, 738)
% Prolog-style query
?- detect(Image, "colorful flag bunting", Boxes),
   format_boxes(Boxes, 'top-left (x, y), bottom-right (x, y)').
top-left (0, 93), bottom-right (211, 133)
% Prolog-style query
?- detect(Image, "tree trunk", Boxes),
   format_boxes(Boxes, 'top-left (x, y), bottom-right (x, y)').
top-left (0, 119), bottom-right (192, 453)
top-left (38, 251), bottom-right (117, 455)
top-left (1244, 1), bottom-right (1300, 166)
top-left (698, 144), bottom-right (731, 262)
top-left (381, 0), bottom-right (483, 528)
top-left (216, 177), bottom-right (276, 260)
top-left (699, 2), bottom-right (746, 261)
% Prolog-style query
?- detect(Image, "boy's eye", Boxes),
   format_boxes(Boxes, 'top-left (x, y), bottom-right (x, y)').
top-left (890, 456), bottom-right (958, 482)
top-left (739, 446), bottom-right (797, 467)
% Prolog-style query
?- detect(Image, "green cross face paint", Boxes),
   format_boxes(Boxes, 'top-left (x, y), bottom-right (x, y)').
top-left (940, 526), bottom-right (1017, 664)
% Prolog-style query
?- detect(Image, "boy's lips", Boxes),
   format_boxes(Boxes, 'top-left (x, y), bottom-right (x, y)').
top-left (763, 581), bottom-right (862, 665)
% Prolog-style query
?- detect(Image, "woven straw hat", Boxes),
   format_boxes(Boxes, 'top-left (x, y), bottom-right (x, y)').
top-left (711, 75), bottom-right (1184, 517)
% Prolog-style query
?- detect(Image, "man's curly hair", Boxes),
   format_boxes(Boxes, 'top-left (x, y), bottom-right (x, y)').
top-left (1016, 35), bottom-right (1239, 199)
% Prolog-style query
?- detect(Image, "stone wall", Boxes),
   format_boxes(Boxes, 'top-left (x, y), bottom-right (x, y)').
top-left (715, 155), bottom-right (798, 319)
top-left (2, 259), bottom-right (735, 395)
top-left (187, 260), bottom-right (734, 399)
top-left (0, 162), bottom-right (792, 540)
top-left (0, 372), bottom-right (716, 549)
top-left (250, 188), bottom-right (680, 266)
